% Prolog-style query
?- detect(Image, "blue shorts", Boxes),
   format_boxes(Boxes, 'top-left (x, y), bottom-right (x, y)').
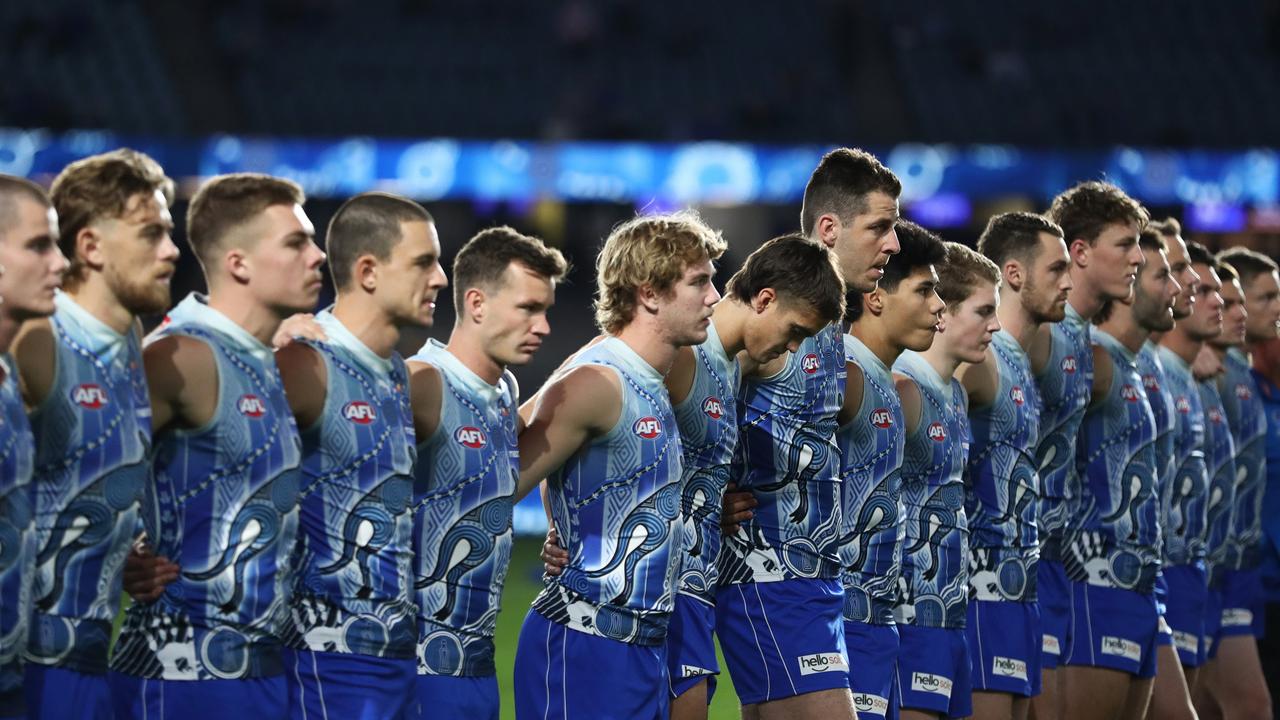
top-left (1160, 564), bottom-right (1209, 667)
top-left (24, 665), bottom-right (112, 720)
top-left (513, 609), bottom-right (668, 720)
top-left (843, 620), bottom-right (899, 720)
top-left (1037, 559), bottom-right (1072, 669)
top-left (665, 594), bottom-right (719, 701)
top-left (404, 674), bottom-right (498, 720)
top-left (283, 648), bottom-right (415, 719)
top-left (966, 600), bottom-right (1041, 697)
top-left (1062, 582), bottom-right (1160, 678)
top-left (898, 624), bottom-right (972, 719)
top-left (108, 671), bottom-right (286, 720)
top-left (1218, 567), bottom-right (1264, 638)
top-left (715, 578), bottom-right (849, 705)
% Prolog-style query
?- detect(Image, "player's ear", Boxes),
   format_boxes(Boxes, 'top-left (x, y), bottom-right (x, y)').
top-left (815, 214), bottom-right (840, 249)
top-left (636, 283), bottom-right (661, 314)
top-left (1003, 259), bottom-right (1024, 292)
top-left (1069, 237), bottom-right (1091, 267)
top-left (752, 288), bottom-right (777, 313)
top-left (355, 254), bottom-right (378, 292)
top-left (864, 287), bottom-right (885, 316)
top-left (75, 225), bottom-right (104, 272)
top-left (225, 247), bottom-right (251, 283)
top-left (463, 286), bottom-right (486, 323)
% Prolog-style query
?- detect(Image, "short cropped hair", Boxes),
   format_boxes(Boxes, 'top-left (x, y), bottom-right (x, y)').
top-left (1148, 216), bottom-right (1182, 238)
top-left (800, 148), bottom-right (901, 236)
top-left (1216, 247), bottom-right (1278, 288)
top-left (725, 234), bottom-right (844, 326)
top-left (326, 192), bottom-right (433, 291)
top-left (0, 174), bottom-right (51, 239)
top-left (1047, 181), bottom-right (1150, 246)
top-left (937, 241), bottom-right (1001, 310)
top-left (49, 148), bottom-right (173, 285)
top-left (976, 212), bottom-right (1064, 267)
top-left (594, 211), bottom-right (727, 334)
top-left (1186, 240), bottom-right (1218, 271)
top-left (186, 173), bottom-right (305, 271)
top-left (453, 225), bottom-right (569, 312)
top-left (848, 220), bottom-right (946, 322)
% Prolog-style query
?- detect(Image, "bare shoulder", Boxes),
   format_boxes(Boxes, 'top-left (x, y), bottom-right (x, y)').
top-left (144, 333), bottom-right (217, 393)
top-left (538, 364), bottom-right (622, 432)
top-left (11, 318), bottom-right (56, 407)
top-left (894, 372), bottom-right (924, 433)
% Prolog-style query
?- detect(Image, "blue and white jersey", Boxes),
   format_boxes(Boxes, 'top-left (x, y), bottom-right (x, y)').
top-left (1033, 304), bottom-right (1093, 551)
top-left (1199, 380), bottom-right (1237, 585)
top-left (837, 334), bottom-right (904, 625)
top-left (672, 322), bottom-right (740, 605)
top-left (893, 350), bottom-right (971, 629)
top-left (532, 337), bottom-right (684, 646)
top-left (1137, 343), bottom-right (1176, 509)
top-left (1220, 349), bottom-right (1266, 569)
top-left (112, 294), bottom-right (302, 681)
top-left (1155, 346), bottom-right (1209, 567)
top-left (720, 325), bottom-right (844, 585)
top-left (1069, 329), bottom-right (1160, 593)
top-left (0, 358), bottom-right (35, 697)
top-left (410, 340), bottom-right (519, 677)
top-left (966, 330), bottom-right (1042, 602)
top-left (285, 311), bottom-right (416, 659)
top-left (1254, 370), bottom-right (1280, 570)
top-left (27, 291), bottom-right (150, 674)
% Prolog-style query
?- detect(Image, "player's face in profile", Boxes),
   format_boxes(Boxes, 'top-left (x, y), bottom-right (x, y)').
top-left (245, 203), bottom-right (326, 314)
top-left (1242, 270), bottom-right (1280, 342)
top-left (1218, 278), bottom-right (1248, 346)
top-left (1022, 233), bottom-right (1072, 323)
top-left (882, 265), bottom-right (944, 352)
top-left (1131, 248), bottom-right (1179, 333)
top-left (742, 295), bottom-right (826, 364)
top-left (659, 257), bottom-right (719, 346)
top-left (944, 281), bottom-right (1000, 364)
top-left (381, 220), bottom-right (446, 328)
top-left (97, 189), bottom-right (179, 315)
top-left (1183, 263), bottom-right (1224, 342)
top-left (0, 198), bottom-right (67, 319)
top-left (1164, 235), bottom-right (1199, 320)
top-left (834, 191), bottom-right (900, 294)
top-left (1086, 220), bottom-right (1144, 302)
top-left (482, 262), bottom-right (555, 367)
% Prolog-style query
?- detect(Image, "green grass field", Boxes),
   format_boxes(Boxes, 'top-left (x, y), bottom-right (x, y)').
top-left (114, 536), bottom-right (744, 719)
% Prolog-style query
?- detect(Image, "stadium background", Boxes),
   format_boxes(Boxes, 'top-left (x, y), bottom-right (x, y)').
top-left (4, 0), bottom-right (1280, 716)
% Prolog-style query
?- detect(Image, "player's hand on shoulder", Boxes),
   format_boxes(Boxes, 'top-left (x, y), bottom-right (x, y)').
top-left (122, 536), bottom-right (180, 603)
top-left (541, 527), bottom-right (569, 576)
top-left (720, 483), bottom-right (758, 535)
top-left (273, 313), bottom-right (327, 349)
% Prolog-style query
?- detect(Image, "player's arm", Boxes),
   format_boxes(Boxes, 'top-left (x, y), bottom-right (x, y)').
top-left (143, 334), bottom-right (219, 434)
top-left (515, 364), bottom-right (621, 501)
top-left (836, 359), bottom-right (866, 427)
top-left (275, 342), bottom-right (327, 430)
top-left (1088, 343), bottom-right (1114, 409)
top-left (272, 313), bottom-right (327, 348)
top-left (10, 318), bottom-right (56, 410)
top-left (518, 335), bottom-right (606, 427)
top-left (407, 360), bottom-right (444, 441)
top-left (895, 373), bottom-right (923, 436)
top-left (957, 345), bottom-right (998, 408)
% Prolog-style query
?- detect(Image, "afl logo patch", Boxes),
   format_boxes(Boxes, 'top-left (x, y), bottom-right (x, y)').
top-left (238, 394), bottom-right (266, 418)
top-left (1010, 386), bottom-right (1026, 406)
top-left (1235, 384), bottom-right (1253, 400)
top-left (1142, 374), bottom-right (1159, 392)
top-left (71, 384), bottom-right (109, 409)
top-left (455, 426), bottom-right (487, 448)
top-left (342, 401), bottom-right (377, 424)
top-left (1175, 396), bottom-right (1192, 414)
top-left (1208, 408), bottom-right (1224, 424)
top-left (870, 408), bottom-right (893, 429)
top-left (1061, 356), bottom-right (1078, 374)
top-left (1120, 384), bottom-right (1140, 403)
top-left (800, 353), bottom-right (820, 374)
top-left (633, 416), bottom-right (663, 439)
top-left (702, 396), bottom-right (724, 420)
top-left (927, 421), bottom-right (947, 442)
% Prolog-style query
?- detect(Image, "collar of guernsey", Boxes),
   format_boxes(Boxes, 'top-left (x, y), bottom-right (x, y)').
top-left (410, 338), bottom-right (508, 405)
top-left (54, 289), bottom-right (132, 358)
top-left (314, 309), bottom-right (394, 375)
top-left (842, 332), bottom-right (891, 393)
top-left (598, 334), bottom-right (666, 387)
top-left (702, 317), bottom-right (731, 367)
top-left (160, 293), bottom-right (273, 365)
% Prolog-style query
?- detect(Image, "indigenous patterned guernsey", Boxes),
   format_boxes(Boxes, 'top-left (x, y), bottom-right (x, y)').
top-left (112, 294), bottom-right (302, 680)
top-left (27, 292), bottom-right (151, 673)
top-left (837, 334), bottom-right (905, 625)
top-left (410, 339), bottom-right (519, 676)
top-left (1220, 348), bottom-right (1266, 570)
top-left (1155, 347), bottom-right (1210, 567)
top-left (531, 337), bottom-right (684, 645)
top-left (720, 326), bottom-right (844, 585)
top-left (1199, 381), bottom-right (1236, 585)
top-left (1033, 304), bottom-right (1093, 555)
top-left (671, 322), bottom-right (740, 604)
top-left (0, 357), bottom-right (35, 708)
top-left (1070, 329), bottom-right (1160, 593)
top-left (285, 311), bottom-right (417, 659)
top-left (894, 350), bottom-right (971, 628)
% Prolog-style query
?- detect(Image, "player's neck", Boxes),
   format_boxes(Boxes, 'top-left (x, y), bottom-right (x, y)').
top-left (1066, 274), bottom-right (1106, 320)
top-left (710, 300), bottom-right (749, 357)
top-left (1159, 325), bottom-right (1202, 365)
top-left (849, 319), bottom-right (903, 369)
top-left (1098, 310), bottom-right (1149, 354)
top-left (445, 328), bottom-right (505, 386)
top-left (64, 275), bottom-right (136, 335)
top-left (614, 320), bottom-right (679, 377)
top-left (920, 340), bottom-right (962, 382)
top-left (331, 296), bottom-right (399, 358)
top-left (206, 288), bottom-right (285, 347)
top-left (0, 312), bottom-right (21, 354)
top-left (998, 292), bottom-right (1037, 351)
